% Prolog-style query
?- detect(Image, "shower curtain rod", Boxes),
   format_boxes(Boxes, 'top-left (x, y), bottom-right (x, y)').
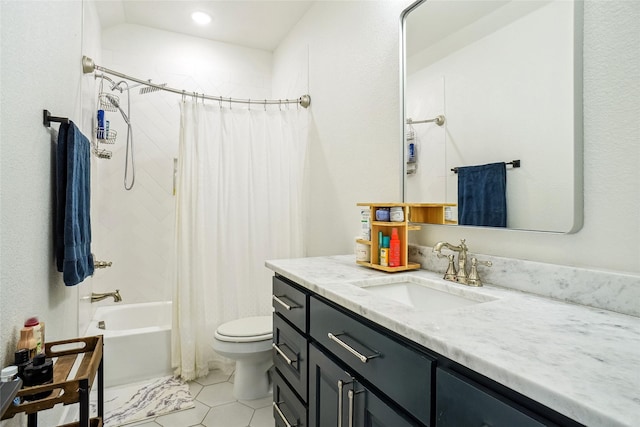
top-left (81, 56), bottom-right (311, 109)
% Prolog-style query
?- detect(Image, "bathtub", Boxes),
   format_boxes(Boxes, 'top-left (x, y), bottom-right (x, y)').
top-left (85, 301), bottom-right (173, 387)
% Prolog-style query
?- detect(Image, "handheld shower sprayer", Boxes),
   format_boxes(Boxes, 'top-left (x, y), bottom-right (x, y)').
top-left (94, 71), bottom-right (159, 190)
top-left (98, 78), bottom-right (135, 190)
top-left (105, 94), bottom-right (130, 125)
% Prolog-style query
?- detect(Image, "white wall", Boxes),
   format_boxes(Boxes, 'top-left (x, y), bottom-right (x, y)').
top-left (407, 1), bottom-right (575, 232)
top-left (0, 1), bottom-right (101, 425)
top-left (94, 24), bottom-right (273, 305)
top-left (273, 1), bottom-right (407, 256)
top-left (274, 0), bottom-right (639, 274)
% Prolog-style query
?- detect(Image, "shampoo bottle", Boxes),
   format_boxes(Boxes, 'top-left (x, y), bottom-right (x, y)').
top-left (17, 327), bottom-right (36, 359)
top-left (97, 110), bottom-right (105, 139)
top-left (380, 236), bottom-right (390, 267)
top-left (389, 228), bottom-right (400, 267)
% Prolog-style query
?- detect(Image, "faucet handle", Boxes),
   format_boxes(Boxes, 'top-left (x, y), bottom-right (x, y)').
top-left (467, 257), bottom-right (492, 287)
top-left (473, 258), bottom-right (492, 267)
top-left (443, 254), bottom-right (457, 281)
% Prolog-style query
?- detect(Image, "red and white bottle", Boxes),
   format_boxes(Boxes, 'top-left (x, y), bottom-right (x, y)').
top-left (389, 228), bottom-right (401, 267)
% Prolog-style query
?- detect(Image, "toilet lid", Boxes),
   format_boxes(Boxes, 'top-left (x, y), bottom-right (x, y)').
top-left (215, 316), bottom-right (273, 343)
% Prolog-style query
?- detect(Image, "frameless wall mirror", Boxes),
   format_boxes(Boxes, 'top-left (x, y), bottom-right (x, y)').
top-left (401, 0), bottom-right (583, 233)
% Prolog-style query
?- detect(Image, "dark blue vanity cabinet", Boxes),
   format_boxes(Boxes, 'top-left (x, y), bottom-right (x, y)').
top-left (272, 274), bottom-right (582, 427)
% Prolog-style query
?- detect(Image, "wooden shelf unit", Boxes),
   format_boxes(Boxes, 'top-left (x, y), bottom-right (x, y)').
top-left (406, 203), bottom-right (457, 225)
top-left (357, 203), bottom-right (421, 273)
top-left (2, 335), bottom-right (104, 427)
top-left (357, 202), bottom-right (457, 272)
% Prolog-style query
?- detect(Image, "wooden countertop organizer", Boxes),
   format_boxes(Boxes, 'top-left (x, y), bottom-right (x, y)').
top-left (2, 335), bottom-right (104, 427)
top-left (357, 202), bottom-right (455, 273)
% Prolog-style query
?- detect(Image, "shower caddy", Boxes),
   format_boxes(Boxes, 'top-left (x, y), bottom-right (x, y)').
top-left (1, 335), bottom-right (104, 427)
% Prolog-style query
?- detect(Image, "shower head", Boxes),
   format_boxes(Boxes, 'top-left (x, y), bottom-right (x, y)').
top-left (105, 94), bottom-right (131, 125)
top-left (110, 80), bottom-right (129, 93)
top-left (140, 83), bottom-right (167, 95)
top-left (105, 94), bottom-right (120, 108)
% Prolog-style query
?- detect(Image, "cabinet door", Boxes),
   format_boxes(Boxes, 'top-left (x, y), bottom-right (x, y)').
top-left (351, 383), bottom-right (419, 427)
top-left (308, 343), bottom-right (352, 427)
top-left (310, 343), bottom-right (420, 427)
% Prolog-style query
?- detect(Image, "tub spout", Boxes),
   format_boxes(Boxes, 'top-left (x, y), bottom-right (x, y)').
top-left (91, 289), bottom-right (122, 303)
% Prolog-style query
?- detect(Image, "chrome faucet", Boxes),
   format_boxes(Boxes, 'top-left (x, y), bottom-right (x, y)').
top-left (433, 239), bottom-right (470, 284)
top-left (94, 260), bottom-right (112, 269)
top-left (434, 240), bottom-right (493, 286)
top-left (91, 289), bottom-right (122, 303)
top-left (92, 254), bottom-right (113, 269)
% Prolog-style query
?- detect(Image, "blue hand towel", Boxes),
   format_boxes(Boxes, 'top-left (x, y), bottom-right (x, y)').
top-left (56, 122), bottom-right (94, 286)
top-left (457, 162), bottom-right (507, 227)
top-left (55, 122), bottom-right (69, 273)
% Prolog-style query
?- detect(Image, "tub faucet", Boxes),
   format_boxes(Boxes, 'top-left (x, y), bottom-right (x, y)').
top-left (433, 239), bottom-right (470, 284)
top-left (94, 260), bottom-right (112, 269)
top-left (91, 289), bottom-right (122, 303)
top-left (92, 254), bottom-right (112, 269)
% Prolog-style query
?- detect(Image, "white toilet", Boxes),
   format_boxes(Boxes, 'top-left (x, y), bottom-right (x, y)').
top-left (211, 315), bottom-right (273, 400)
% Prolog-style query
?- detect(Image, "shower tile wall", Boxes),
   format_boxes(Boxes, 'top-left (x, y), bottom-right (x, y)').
top-left (91, 23), bottom-right (273, 305)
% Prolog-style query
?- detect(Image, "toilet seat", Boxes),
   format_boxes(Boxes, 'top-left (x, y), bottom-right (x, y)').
top-left (215, 315), bottom-right (272, 343)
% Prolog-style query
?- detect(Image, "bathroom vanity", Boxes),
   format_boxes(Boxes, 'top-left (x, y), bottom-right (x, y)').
top-left (268, 255), bottom-right (640, 427)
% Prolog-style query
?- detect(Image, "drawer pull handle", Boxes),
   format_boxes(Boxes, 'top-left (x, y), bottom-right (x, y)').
top-left (328, 332), bottom-right (380, 363)
top-left (272, 343), bottom-right (297, 366)
top-left (338, 380), bottom-right (344, 427)
top-left (348, 389), bottom-right (354, 427)
top-left (273, 295), bottom-right (300, 310)
top-left (273, 401), bottom-right (298, 427)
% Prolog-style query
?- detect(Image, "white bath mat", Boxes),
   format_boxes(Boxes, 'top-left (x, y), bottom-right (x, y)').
top-left (101, 375), bottom-right (195, 426)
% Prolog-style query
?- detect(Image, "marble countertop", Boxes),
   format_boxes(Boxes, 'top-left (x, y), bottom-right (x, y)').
top-left (266, 255), bottom-right (640, 427)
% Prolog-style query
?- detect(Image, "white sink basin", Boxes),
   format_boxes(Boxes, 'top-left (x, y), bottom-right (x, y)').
top-left (358, 277), bottom-right (495, 312)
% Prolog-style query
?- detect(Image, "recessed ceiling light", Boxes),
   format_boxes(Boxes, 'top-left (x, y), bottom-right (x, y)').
top-left (191, 11), bottom-right (211, 25)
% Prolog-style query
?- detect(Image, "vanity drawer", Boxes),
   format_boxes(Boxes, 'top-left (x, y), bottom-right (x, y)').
top-left (273, 275), bottom-right (308, 333)
top-left (273, 313), bottom-right (308, 402)
top-left (309, 296), bottom-right (434, 426)
top-left (435, 368), bottom-right (548, 427)
top-left (274, 368), bottom-right (307, 427)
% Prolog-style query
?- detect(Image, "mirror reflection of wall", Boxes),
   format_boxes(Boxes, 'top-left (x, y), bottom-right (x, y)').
top-left (404, 0), bottom-right (581, 232)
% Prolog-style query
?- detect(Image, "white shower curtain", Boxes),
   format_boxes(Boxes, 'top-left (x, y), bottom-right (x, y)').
top-left (171, 100), bottom-right (309, 380)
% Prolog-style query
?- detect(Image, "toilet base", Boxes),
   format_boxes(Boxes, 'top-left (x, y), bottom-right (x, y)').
top-left (233, 358), bottom-right (272, 400)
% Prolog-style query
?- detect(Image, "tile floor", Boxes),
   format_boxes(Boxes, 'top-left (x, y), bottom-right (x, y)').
top-left (105, 370), bottom-right (275, 427)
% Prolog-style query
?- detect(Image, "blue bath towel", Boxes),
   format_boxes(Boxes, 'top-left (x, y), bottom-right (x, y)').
top-left (457, 162), bottom-right (507, 227)
top-left (56, 122), bottom-right (94, 286)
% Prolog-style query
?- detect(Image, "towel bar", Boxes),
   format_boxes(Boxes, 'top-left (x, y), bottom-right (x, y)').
top-left (452, 160), bottom-right (520, 174)
top-left (43, 110), bottom-right (69, 127)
